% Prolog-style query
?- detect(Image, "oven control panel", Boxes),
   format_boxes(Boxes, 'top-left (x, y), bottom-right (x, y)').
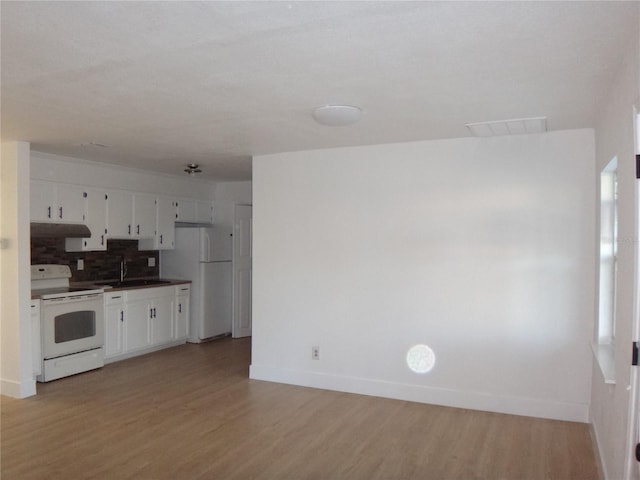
top-left (31, 264), bottom-right (72, 280)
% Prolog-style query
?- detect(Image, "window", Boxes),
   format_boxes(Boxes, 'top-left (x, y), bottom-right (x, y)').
top-left (598, 157), bottom-right (618, 345)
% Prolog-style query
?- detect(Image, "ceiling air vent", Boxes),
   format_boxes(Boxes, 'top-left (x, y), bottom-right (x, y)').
top-left (465, 117), bottom-right (547, 137)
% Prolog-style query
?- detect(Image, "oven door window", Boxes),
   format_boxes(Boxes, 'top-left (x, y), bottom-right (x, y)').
top-left (54, 310), bottom-right (96, 343)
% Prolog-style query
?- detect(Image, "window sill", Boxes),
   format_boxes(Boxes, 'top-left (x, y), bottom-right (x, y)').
top-left (591, 342), bottom-right (616, 384)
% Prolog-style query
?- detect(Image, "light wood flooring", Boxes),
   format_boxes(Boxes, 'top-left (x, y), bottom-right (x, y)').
top-left (1, 338), bottom-right (599, 479)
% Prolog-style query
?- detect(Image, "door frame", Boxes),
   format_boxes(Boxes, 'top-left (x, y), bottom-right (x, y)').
top-left (624, 104), bottom-right (640, 480)
top-left (231, 203), bottom-right (252, 338)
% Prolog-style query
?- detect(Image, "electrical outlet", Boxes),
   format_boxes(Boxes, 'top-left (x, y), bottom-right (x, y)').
top-left (77, 259), bottom-right (84, 271)
top-left (148, 257), bottom-right (156, 267)
top-left (312, 346), bottom-right (320, 360)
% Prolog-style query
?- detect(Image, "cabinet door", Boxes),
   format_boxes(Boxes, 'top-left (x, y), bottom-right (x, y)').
top-left (107, 190), bottom-right (134, 238)
top-left (157, 197), bottom-right (175, 250)
top-left (151, 295), bottom-right (174, 345)
top-left (30, 301), bottom-right (41, 376)
top-left (56, 184), bottom-right (86, 223)
top-left (176, 199), bottom-right (197, 223)
top-left (124, 300), bottom-right (151, 352)
top-left (196, 201), bottom-right (214, 224)
top-left (30, 181), bottom-right (57, 222)
top-left (105, 300), bottom-right (124, 358)
top-left (175, 291), bottom-right (190, 340)
top-left (133, 194), bottom-right (156, 238)
top-left (84, 189), bottom-right (108, 250)
top-left (66, 188), bottom-right (108, 251)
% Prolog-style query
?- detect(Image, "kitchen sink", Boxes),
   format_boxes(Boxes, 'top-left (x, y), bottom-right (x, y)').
top-left (96, 279), bottom-right (172, 288)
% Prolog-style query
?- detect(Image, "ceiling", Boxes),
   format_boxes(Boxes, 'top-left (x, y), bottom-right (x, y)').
top-left (1, 1), bottom-right (637, 181)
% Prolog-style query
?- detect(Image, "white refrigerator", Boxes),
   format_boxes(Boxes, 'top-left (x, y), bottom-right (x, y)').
top-left (161, 226), bottom-right (233, 342)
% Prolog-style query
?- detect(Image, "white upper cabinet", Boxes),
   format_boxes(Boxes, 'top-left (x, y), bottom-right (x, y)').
top-left (196, 200), bottom-right (214, 224)
top-left (175, 198), bottom-right (197, 223)
top-left (66, 188), bottom-right (108, 251)
top-left (156, 197), bottom-right (176, 249)
top-left (133, 194), bottom-right (156, 238)
top-left (106, 190), bottom-right (134, 238)
top-left (176, 198), bottom-right (213, 224)
top-left (31, 181), bottom-right (57, 222)
top-left (31, 181), bottom-right (85, 224)
top-left (56, 185), bottom-right (86, 223)
top-left (31, 178), bottom-right (213, 251)
top-left (139, 196), bottom-right (176, 250)
top-left (106, 191), bottom-right (158, 240)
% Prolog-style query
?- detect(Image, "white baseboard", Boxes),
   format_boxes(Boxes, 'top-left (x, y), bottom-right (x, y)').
top-left (589, 421), bottom-right (607, 480)
top-left (249, 364), bottom-right (589, 423)
top-left (104, 339), bottom-right (186, 364)
top-left (0, 377), bottom-right (36, 398)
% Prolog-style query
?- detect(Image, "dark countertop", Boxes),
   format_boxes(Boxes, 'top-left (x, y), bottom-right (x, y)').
top-left (101, 279), bottom-right (191, 292)
top-left (32, 279), bottom-right (191, 299)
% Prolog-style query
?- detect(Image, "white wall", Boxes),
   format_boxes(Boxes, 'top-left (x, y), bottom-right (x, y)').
top-left (589, 9), bottom-right (640, 479)
top-left (251, 130), bottom-right (596, 422)
top-left (213, 181), bottom-right (252, 228)
top-left (30, 151), bottom-right (215, 200)
top-left (1, 141), bottom-right (35, 398)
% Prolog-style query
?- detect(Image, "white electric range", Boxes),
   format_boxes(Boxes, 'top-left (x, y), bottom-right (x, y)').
top-left (31, 264), bottom-right (105, 382)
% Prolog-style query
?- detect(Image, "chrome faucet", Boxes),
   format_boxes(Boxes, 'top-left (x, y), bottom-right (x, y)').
top-left (120, 256), bottom-right (128, 283)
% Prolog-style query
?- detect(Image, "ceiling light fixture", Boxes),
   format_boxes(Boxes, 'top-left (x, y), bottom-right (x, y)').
top-left (78, 141), bottom-right (110, 148)
top-left (184, 163), bottom-right (202, 175)
top-left (312, 105), bottom-right (363, 127)
top-left (465, 117), bottom-right (547, 137)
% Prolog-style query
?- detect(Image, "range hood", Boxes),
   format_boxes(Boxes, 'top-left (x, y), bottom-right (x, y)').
top-left (30, 222), bottom-right (92, 238)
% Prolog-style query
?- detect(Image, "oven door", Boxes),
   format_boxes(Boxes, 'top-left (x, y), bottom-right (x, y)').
top-left (42, 293), bottom-right (104, 359)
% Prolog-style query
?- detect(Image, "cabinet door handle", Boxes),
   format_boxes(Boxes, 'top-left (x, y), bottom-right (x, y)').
top-left (137, 225), bottom-right (140, 235)
top-left (160, 234), bottom-right (163, 244)
top-left (150, 308), bottom-right (153, 319)
top-left (120, 311), bottom-right (124, 322)
top-left (47, 206), bottom-right (52, 218)
top-left (128, 224), bottom-right (131, 235)
top-left (178, 303), bottom-right (182, 313)
top-left (101, 235), bottom-right (104, 246)
top-left (59, 207), bottom-right (63, 219)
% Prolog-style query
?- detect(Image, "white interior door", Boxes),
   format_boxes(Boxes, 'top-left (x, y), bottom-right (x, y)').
top-left (232, 204), bottom-right (252, 338)
top-left (629, 200), bottom-right (640, 480)
top-left (629, 111), bottom-right (640, 480)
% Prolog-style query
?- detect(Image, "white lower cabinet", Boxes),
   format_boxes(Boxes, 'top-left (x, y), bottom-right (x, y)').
top-left (124, 296), bottom-right (153, 352)
top-left (104, 284), bottom-right (190, 363)
top-left (105, 292), bottom-right (125, 358)
top-left (30, 300), bottom-right (41, 377)
top-left (150, 294), bottom-right (174, 345)
top-left (175, 285), bottom-right (190, 340)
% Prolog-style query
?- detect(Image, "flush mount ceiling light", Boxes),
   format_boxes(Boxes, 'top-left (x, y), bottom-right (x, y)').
top-left (312, 105), bottom-right (363, 127)
top-left (465, 117), bottom-right (547, 137)
top-left (184, 163), bottom-right (202, 175)
top-left (78, 141), bottom-right (110, 148)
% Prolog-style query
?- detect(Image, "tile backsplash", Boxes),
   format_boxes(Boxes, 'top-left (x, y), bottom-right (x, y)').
top-left (31, 238), bottom-right (159, 283)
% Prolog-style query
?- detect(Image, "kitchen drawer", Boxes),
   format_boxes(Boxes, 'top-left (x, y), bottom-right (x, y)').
top-left (125, 285), bottom-right (174, 302)
top-left (175, 284), bottom-right (190, 296)
top-left (105, 291), bottom-right (125, 305)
